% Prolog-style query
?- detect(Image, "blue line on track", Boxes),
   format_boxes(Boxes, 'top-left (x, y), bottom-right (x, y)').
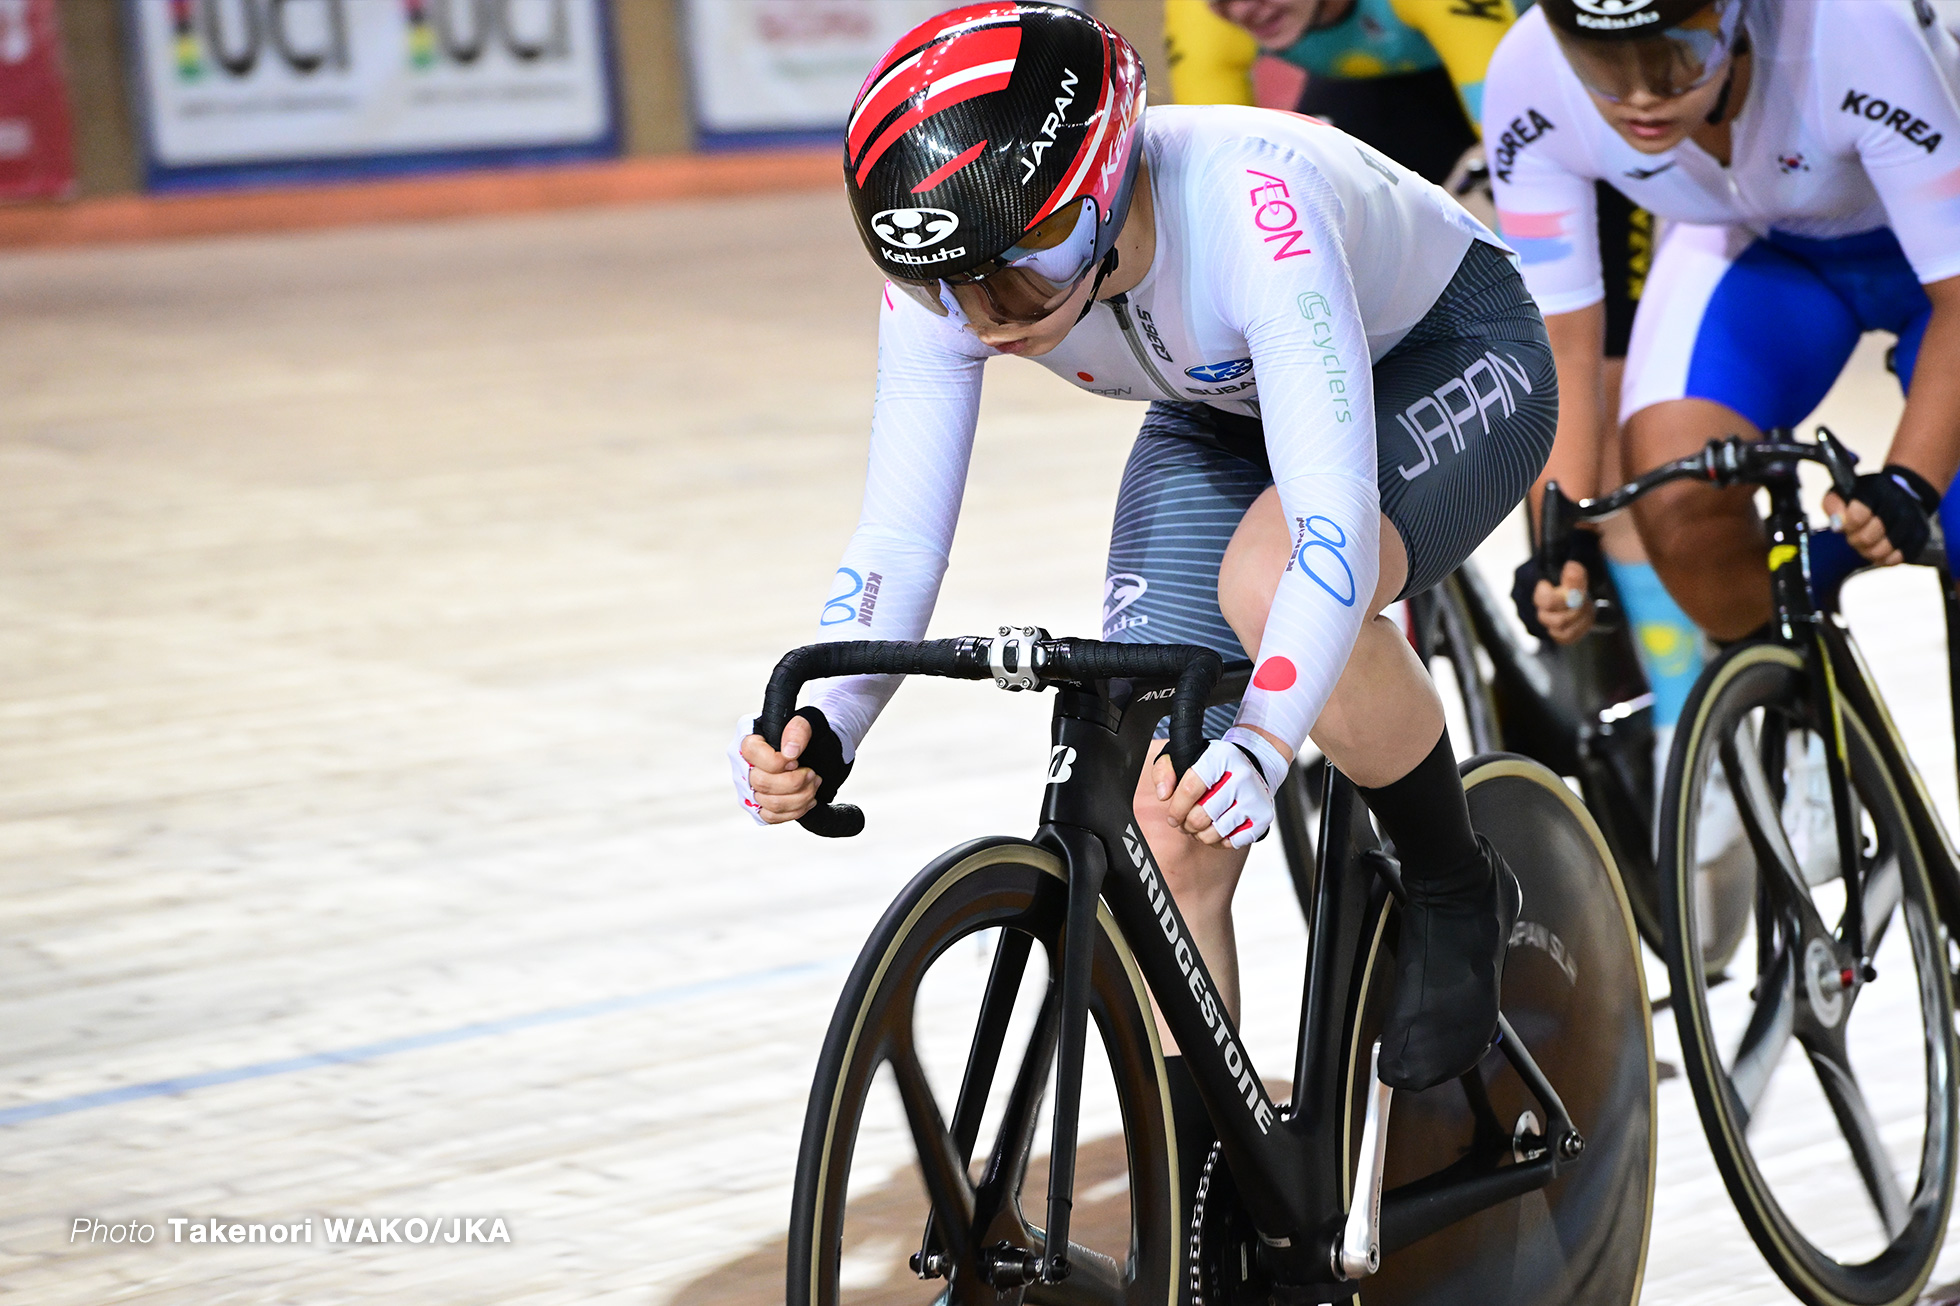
top-left (0, 959), bottom-right (836, 1128)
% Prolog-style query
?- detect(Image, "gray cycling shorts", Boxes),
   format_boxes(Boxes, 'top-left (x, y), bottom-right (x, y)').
top-left (1104, 240), bottom-right (1557, 736)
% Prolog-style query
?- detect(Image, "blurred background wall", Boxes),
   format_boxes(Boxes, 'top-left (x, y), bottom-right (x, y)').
top-left (3, 0), bottom-right (1179, 212)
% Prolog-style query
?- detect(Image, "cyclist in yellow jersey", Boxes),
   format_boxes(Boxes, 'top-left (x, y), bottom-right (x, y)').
top-left (1165, 0), bottom-right (1512, 182)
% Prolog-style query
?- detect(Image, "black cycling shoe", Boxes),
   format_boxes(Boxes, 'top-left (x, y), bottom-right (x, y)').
top-left (1378, 835), bottom-right (1521, 1092)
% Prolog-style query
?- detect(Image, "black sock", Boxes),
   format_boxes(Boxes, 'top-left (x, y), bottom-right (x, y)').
top-left (1355, 730), bottom-right (1482, 887)
top-left (1162, 1056), bottom-right (1214, 1211)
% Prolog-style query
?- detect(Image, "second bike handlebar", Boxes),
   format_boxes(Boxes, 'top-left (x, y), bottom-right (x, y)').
top-left (755, 635), bottom-right (1225, 838)
top-left (1536, 427), bottom-right (1862, 582)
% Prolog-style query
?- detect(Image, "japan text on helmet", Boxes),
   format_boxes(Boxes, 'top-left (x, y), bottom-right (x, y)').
top-left (1539, 0), bottom-right (1747, 102)
top-left (844, 2), bottom-right (1147, 327)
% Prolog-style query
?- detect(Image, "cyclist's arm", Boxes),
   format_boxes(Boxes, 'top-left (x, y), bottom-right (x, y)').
top-left (1483, 19), bottom-right (1605, 504)
top-left (1165, 0), bottom-right (1258, 106)
top-left (809, 288), bottom-right (987, 758)
top-left (1390, 0), bottom-right (1517, 129)
top-left (1829, 6), bottom-right (1960, 493)
top-left (1889, 275), bottom-right (1960, 495)
top-left (1210, 154), bottom-right (1381, 758)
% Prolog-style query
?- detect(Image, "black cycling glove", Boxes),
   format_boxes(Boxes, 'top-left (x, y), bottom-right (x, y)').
top-left (791, 705), bottom-right (854, 805)
top-left (1848, 463), bottom-right (1941, 563)
top-left (1511, 529), bottom-right (1603, 641)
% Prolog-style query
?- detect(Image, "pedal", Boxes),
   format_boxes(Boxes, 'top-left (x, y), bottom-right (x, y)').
top-left (1332, 1039), bottom-right (1392, 1280)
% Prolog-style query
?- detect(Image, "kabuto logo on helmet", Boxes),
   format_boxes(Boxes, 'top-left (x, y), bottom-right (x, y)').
top-left (1571, 0), bottom-right (1660, 30)
top-left (871, 207), bottom-right (960, 249)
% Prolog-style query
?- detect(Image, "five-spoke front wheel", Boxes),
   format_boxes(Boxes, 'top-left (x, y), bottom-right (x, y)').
top-left (787, 838), bottom-right (1177, 1306)
top-left (1661, 643), bottom-right (1957, 1306)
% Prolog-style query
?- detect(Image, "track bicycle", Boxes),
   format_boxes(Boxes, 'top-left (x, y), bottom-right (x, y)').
top-left (760, 632), bottom-right (1656, 1306)
top-left (1540, 428), bottom-right (1960, 1306)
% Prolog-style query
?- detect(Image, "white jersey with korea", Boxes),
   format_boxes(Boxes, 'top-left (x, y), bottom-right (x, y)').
top-left (1483, 1), bottom-right (1960, 315)
top-left (811, 104), bottom-right (1508, 762)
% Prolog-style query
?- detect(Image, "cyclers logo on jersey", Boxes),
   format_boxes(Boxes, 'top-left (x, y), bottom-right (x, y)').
top-left (1122, 823), bottom-right (1277, 1135)
top-left (1186, 359), bottom-right (1253, 384)
top-left (1570, 0), bottom-right (1660, 32)
top-left (871, 207), bottom-right (960, 250)
top-left (1019, 68), bottom-right (1079, 184)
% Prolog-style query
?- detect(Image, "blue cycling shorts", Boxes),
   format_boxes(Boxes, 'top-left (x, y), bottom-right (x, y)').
top-left (1619, 222), bottom-right (1930, 432)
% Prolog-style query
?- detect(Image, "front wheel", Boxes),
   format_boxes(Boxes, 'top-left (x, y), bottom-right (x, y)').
top-left (787, 838), bottom-right (1178, 1306)
top-left (1661, 642), bottom-right (1957, 1306)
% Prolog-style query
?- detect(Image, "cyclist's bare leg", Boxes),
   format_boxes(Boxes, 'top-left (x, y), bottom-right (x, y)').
top-left (1211, 486), bottom-right (1514, 1092)
top-left (1133, 758), bottom-right (1246, 1053)
top-left (1624, 397), bottom-right (1773, 640)
top-left (1131, 494), bottom-right (1419, 1051)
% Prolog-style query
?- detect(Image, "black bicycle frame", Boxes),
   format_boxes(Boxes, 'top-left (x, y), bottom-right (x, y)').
top-left (1021, 671), bottom-right (1583, 1290)
top-left (1542, 429), bottom-right (1960, 962)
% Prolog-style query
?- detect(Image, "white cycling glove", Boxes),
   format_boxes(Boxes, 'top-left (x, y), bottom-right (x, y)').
top-left (728, 715), bottom-right (767, 826)
top-left (1191, 729), bottom-right (1291, 850)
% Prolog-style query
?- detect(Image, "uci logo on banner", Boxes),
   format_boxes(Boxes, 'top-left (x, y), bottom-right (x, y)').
top-left (167, 0), bottom-right (575, 82)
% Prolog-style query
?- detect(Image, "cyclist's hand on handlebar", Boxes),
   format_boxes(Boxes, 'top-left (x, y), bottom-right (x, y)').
top-left (1826, 466), bottom-right (1940, 567)
top-left (1535, 560), bottom-right (1596, 644)
top-left (1511, 557), bottom-right (1595, 645)
top-left (1155, 731), bottom-right (1288, 850)
top-left (731, 714), bottom-right (820, 825)
top-left (1824, 493), bottom-right (1904, 567)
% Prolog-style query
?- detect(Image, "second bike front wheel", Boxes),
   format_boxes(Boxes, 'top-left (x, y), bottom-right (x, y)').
top-left (1661, 642), bottom-right (1957, 1306)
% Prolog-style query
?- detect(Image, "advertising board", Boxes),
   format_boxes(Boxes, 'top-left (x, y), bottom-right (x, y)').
top-left (127, 0), bottom-right (618, 190)
top-left (0, 0), bottom-right (76, 200)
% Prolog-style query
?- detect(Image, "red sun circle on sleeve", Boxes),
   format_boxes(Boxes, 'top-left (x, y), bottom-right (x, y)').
top-left (1253, 657), bottom-right (1298, 691)
top-left (1076, 372), bottom-right (1095, 382)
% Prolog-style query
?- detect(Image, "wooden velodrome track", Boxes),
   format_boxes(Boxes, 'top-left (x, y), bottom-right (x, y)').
top-left (1, 185), bottom-right (1957, 1303)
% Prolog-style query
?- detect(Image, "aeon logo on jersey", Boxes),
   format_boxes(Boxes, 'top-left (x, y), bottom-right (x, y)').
top-left (1571, 0), bottom-right (1660, 31)
top-left (1186, 359), bottom-right (1252, 384)
top-left (871, 207), bottom-right (959, 250)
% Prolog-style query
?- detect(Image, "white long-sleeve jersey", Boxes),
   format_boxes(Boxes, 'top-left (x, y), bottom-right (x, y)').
top-left (1483, 0), bottom-right (1960, 315)
top-left (812, 104), bottom-right (1508, 760)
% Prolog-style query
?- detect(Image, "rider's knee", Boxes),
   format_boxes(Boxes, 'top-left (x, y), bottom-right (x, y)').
top-left (1131, 788), bottom-right (1241, 916)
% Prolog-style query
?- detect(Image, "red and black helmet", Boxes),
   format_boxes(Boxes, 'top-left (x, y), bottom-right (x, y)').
top-left (844, 2), bottom-right (1147, 325)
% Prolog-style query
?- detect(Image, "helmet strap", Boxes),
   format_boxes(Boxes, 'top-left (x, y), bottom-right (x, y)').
top-left (1075, 248), bottom-right (1121, 324)
top-left (1705, 32), bottom-right (1750, 125)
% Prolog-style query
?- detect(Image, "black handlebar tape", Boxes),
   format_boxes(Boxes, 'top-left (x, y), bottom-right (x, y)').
top-left (756, 640), bottom-right (990, 839)
top-left (753, 637), bottom-right (1226, 834)
top-left (756, 639), bottom-right (991, 748)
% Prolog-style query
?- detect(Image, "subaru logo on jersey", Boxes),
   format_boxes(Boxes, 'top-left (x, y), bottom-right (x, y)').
top-left (1571, 0), bottom-right (1659, 30)
top-left (1185, 359), bottom-right (1253, 384)
top-left (870, 208), bottom-right (960, 250)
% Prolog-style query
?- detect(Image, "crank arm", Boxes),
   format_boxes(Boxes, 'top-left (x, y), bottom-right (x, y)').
top-left (1332, 1040), bottom-right (1392, 1280)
